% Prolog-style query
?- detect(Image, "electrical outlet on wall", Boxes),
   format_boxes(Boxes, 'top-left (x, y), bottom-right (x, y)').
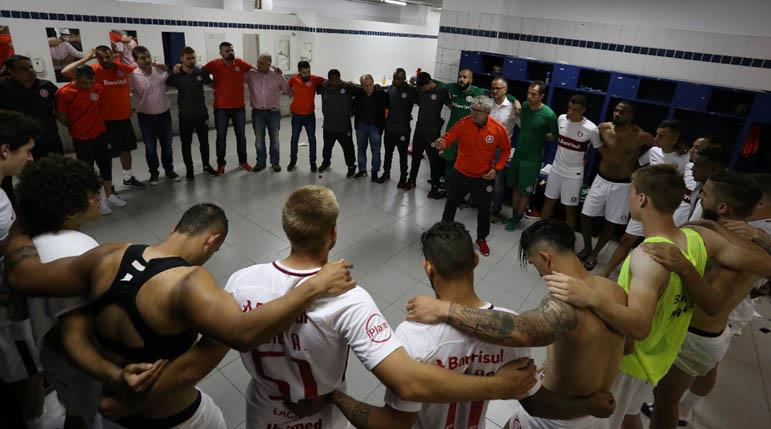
top-left (31, 56), bottom-right (45, 73)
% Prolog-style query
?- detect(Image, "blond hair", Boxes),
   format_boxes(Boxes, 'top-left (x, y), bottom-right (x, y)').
top-left (282, 185), bottom-right (339, 252)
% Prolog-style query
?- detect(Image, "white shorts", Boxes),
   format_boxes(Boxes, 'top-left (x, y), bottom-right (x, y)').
top-left (607, 372), bottom-right (652, 429)
top-left (581, 175), bottom-right (631, 225)
top-left (246, 379), bottom-right (345, 429)
top-left (729, 295), bottom-right (758, 335)
top-left (114, 390), bottom-right (225, 429)
top-left (0, 320), bottom-right (43, 383)
top-left (507, 400), bottom-right (608, 429)
top-left (624, 219), bottom-right (644, 237)
top-left (544, 173), bottom-right (583, 207)
top-left (673, 328), bottom-right (731, 377)
top-left (39, 344), bottom-right (103, 427)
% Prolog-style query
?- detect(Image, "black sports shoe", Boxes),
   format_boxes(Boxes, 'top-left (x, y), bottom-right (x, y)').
top-left (640, 403), bottom-right (688, 426)
top-left (287, 161), bottom-right (296, 172)
top-left (354, 171), bottom-right (368, 179)
top-left (186, 170), bottom-right (195, 180)
top-left (148, 173), bottom-right (159, 186)
top-left (253, 165), bottom-right (266, 173)
top-left (166, 171), bottom-right (182, 182)
top-left (272, 164), bottom-right (281, 172)
top-left (405, 179), bottom-right (417, 190)
top-left (203, 165), bottom-right (217, 177)
top-left (381, 173), bottom-right (390, 182)
top-left (427, 188), bottom-right (446, 199)
top-left (346, 167), bottom-right (356, 178)
top-left (397, 178), bottom-right (407, 189)
top-left (319, 162), bottom-right (330, 173)
top-left (372, 175), bottom-right (386, 184)
top-left (123, 176), bottom-right (146, 189)
top-left (310, 162), bottom-right (318, 173)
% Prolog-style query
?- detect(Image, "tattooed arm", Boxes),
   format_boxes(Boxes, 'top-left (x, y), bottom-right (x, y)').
top-left (406, 295), bottom-right (580, 347)
top-left (330, 390), bottom-right (416, 429)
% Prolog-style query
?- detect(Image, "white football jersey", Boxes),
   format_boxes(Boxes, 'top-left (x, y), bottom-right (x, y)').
top-left (638, 147), bottom-right (689, 174)
top-left (225, 261), bottom-right (402, 429)
top-left (551, 114), bottom-right (601, 178)
top-left (673, 162), bottom-right (698, 227)
top-left (385, 304), bottom-right (540, 429)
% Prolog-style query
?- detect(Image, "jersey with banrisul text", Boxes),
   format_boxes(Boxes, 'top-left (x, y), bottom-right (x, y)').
top-left (551, 114), bottom-right (601, 178)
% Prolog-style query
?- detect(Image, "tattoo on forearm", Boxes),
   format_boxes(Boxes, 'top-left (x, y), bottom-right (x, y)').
top-left (4, 245), bottom-right (40, 273)
top-left (447, 297), bottom-right (579, 347)
top-left (334, 391), bottom-right (373, 428)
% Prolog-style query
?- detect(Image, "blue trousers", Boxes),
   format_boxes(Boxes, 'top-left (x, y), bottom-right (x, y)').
top-left (252, 109), bottom-right (281, 167)
top-left (137, 110), bottom-right (174, 176)
top-left (356, 123), bottom-right (382, 174)
top-left (290, 113), bottom-right (317, 164)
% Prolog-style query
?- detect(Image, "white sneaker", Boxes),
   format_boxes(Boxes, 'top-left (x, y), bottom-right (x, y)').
top-left (100, 194), bottom-right (112, 215)
top-left (107, 193), bottom-right (128, 207)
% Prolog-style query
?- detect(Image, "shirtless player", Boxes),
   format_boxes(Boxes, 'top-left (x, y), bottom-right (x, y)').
top-left (404, 219), bottom-right (626, 429)
top-left (645, 172), bottom-right (764, 428)
top-left (547, 165), bottom-right (771, 429)
top-left (578, 101), bottom-right (653, 271)
top-left (5, 203), bottom-right (355, 428)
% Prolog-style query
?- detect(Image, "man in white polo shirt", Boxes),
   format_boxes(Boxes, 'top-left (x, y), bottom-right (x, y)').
top-left (541, 94), bottom-right (600, 229)
top-left (489, 77), bottom-right (520, 223)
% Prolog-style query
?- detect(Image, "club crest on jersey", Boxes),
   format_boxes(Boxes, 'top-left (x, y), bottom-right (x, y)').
top-left (486, 185), bottom-right (493, 193)
top-left (430, 93), bottom-right (437, 100)
top-left (39, 89), bottom-right (49, 98)
top-left (234, 66), bottom-right (241, 72)
top-left (571, 196), bottom-right (578, 203)
top-left (340, 88), bottom-right (346, 94)
top-left (485, 135), bottom-right (494, 144)
top-left (400, 135), bottom-right (406, 141)
top-left (577, 130), bottom-right (584, 137)
top-left (90, 92), bottom-right (99, 101)
top-left (365, 314), bottom-right (392, 343)
top-left (465, 95), bottom-right (473, 102)
top-left (526, 185), bottom-right (534, 193)
top-left (117, 70), bottom-right (125, 77)
top-left (511, 418), bottom-right (522, 429)
top-left (401, 92), bottom-right (407, 98)
top-left (305, 81), bottom-right (312, 87)
top-left (196, 75), bottom-right (203, 81)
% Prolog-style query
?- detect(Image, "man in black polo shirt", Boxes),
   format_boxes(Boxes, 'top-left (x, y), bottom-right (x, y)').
top-left (167, 46), bottom-right (216, 180)
top-left (353, 74), bottom-right (388, 182)
top-left (317, 69), bottom-right (356, 177)
top-left (409, 72), bottom-right (451, 197)
top-left (382, 68), bottom-right (417, 187)
top-left (0, 55), bottom-right (63, 159)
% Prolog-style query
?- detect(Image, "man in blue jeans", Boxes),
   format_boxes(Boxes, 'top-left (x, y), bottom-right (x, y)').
top-left (353, 74), bottom-right (388, 182)
top-left (245, 53), bottom-right (290, 172)
top-left (286, 61), bottom-right (325, 172)
top-left (128, 46), bottom-right (180, 185)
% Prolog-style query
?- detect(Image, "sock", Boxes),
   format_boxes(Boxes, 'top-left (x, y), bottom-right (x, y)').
top-left (24, 415), bottom-right (46, 429)
top-left (679, 390), bottom-right (705, 419)
top-left (123, 169), bottom-right (133, 180)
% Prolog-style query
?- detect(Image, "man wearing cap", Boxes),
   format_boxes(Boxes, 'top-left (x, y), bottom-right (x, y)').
top-left (435, 95), bottom-right (511, 257)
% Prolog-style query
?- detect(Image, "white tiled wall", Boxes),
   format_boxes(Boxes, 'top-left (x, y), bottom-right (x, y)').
top-left (435, 10), bottom-right (771, 91)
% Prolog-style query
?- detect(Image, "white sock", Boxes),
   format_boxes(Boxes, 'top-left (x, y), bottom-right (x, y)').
top-left (123, 169), bottom-right (133, 180)
top-left (679, 389), bottom-right (705, 419)
top-left (24, 415), bottom-right (46, 429)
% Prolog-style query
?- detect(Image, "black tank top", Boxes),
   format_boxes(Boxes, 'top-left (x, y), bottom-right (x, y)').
top-left (90, 245), bottom-right (198, 363)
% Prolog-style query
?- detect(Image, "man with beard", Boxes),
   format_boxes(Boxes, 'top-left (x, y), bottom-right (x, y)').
top-left (576, 101), bottom-right (653, 271)
top-left (62, 46), bottom-right (144, 190)
top-left (203, 41), bottom-right (254, 174)
top-left (440, 69), bottom-right (486, 183)
top-left (287, 60), bottom-right (325, 172)
top-left (641, 172), bottom-right (765, 428)
top-left (381, 68), bottom-right (417, 186)
top-left (505, 80), bottom-right (558, 231)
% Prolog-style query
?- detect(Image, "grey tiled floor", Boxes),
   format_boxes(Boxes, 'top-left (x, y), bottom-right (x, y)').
top-left (81, 116), bottom-right (771, 428)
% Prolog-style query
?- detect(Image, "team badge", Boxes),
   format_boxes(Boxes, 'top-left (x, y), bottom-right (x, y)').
top-left (90, 92), bottom-right (99, 101)
top-left (430, 94), bottom-right (437, 100)
top-left (340, 88), bottom-right (346, 94)
top-left (511, 418), bottom-right (522, 429)
top-left (196, 75), bottom-right (203, 81)
top-left (305, 81), bottom-right (312, 86)
top-left (117, 70), bottom-right (125, 77)
top-left (401, 92), bottom-right (407, 98)
top-left (577, 130), bottom-right (584, 137)
top-left (400, 135), bottom-right (406, 141)
top-left (485, 135), bottom-right (494, 144)
top-left (39, 89), bottom-right (49, 98)
top-left (486, 185), bottom-right (493, 193)
top-left (571, 196), bottom-right (578, 203)
top-left (365, 314), bottom-right (392, 343)
top-left (526, 185), bottom-right (534, 193)
top-left (466, 95), bottom-right (473, 102)
top-left (234, 66), bottom-right (240, 72)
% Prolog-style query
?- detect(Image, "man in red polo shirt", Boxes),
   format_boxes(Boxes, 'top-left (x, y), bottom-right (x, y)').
top-left (203, 41), bottom-right (253, 175)
top-left (436, 95), bottom-right (511, 256)
top-left (62, 45), bottom-right (145, 189)
top-left (286, 60), bottom-right (325, 172)
top-left (55, 65), bottom-right (126, 215)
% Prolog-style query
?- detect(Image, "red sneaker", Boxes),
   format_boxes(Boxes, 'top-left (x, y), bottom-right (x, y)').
top-left (215, 165), bottom-right (225, 176)
top-left (476, 239), bottom-right (490, 257)
top-left (239, 162), bottom-right (253, 172)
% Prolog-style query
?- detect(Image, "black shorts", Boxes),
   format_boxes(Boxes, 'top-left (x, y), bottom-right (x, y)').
top-left (104, 118), bottom-right (138, 157)
top-left (73, 133), bottom-right (113, 182)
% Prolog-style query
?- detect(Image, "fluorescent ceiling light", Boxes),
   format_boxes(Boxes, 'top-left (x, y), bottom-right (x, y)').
top-left (384, 0), bottom-right (408, 5)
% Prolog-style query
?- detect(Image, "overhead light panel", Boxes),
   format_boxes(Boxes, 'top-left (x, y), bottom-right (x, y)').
top-left (384, 0), bottom-right (407, 5)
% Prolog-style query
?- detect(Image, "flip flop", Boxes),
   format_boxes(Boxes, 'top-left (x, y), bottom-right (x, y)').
top-left (582, 258), bottom-right (597, 271)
